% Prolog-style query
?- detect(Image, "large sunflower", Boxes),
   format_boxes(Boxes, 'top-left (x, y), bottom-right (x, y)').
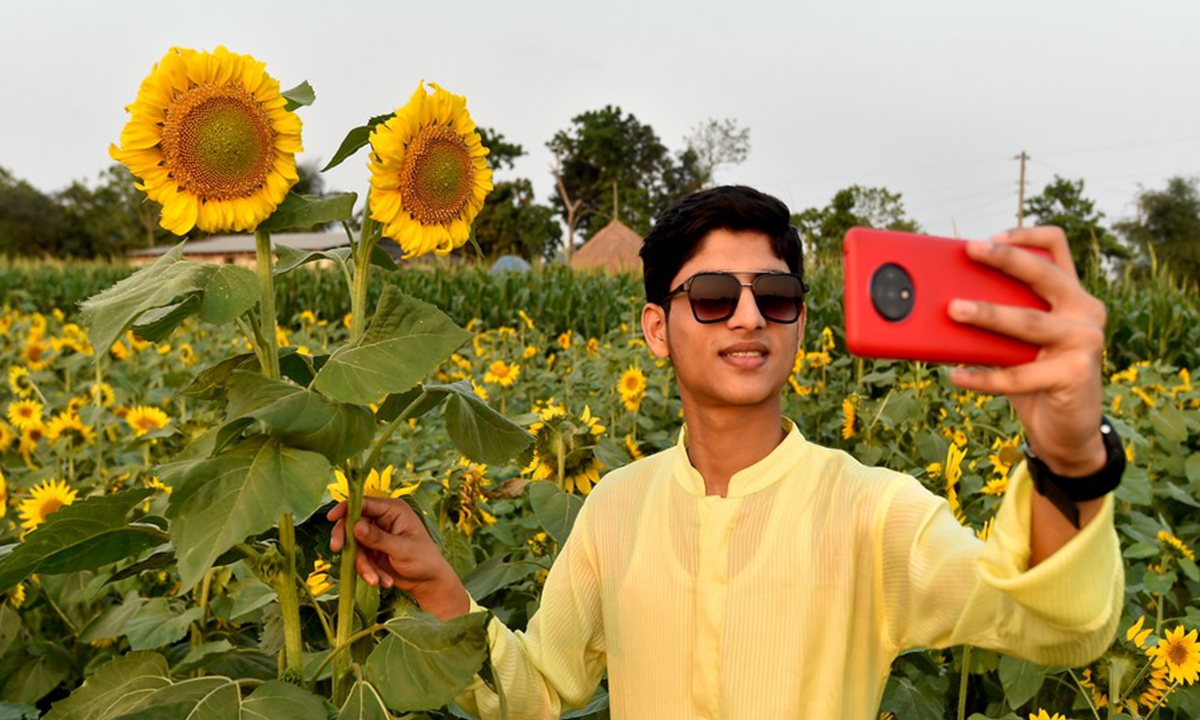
top-left (19, 479), bottom-right (78, 532)
top-left (367, 81), bottom-right (492, 257)
top-left (1148, 625), bottom-right (1200, 685)
top-left (110, 46), bottom-right (302, 235)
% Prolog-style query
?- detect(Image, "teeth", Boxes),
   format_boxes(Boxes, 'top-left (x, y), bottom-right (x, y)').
top-left (725, 351), bottom-right (764, 357)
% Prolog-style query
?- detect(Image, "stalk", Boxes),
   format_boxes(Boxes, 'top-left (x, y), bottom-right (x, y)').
top-left (255, 228), bottom-right (303, 680)
top-left (957, 645), bottom-right (971, 720)
top-left (333, 211), bottom-right (380, 704)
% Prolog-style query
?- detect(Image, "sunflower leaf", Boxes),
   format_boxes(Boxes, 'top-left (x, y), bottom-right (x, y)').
top-left (131, 293), bottom-right (202, 342)
top-left (259, 192), bottom-right (358, 234)
top-left (527, 482), bottom-right (583, 545)
top-left (322, 113), bottom-right (394, 172)
top-left (225, 370), bottom-right (374, 463)
top-left (438, 380), bottom-right (533, 464)
top-left (0, 489), bottom-right (161, 590)
top-left (313, 286), bottom-right (471, 405)
top-left (198, 264), bottom-right (261, 324)
top-left (41, 652), bottom-right (171, 720)
top-left (165, 436), bottom-right (330, 589)
top-left (273, 244), bottom-right (352, 276)
top-left (364, 611), bottom-right (489, 712)
top-left (281, 81), bottom-right (316, 111)
top-left (338, 680), bottom-right (390, 720)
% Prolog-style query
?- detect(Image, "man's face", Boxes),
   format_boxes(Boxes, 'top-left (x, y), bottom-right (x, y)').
top-left (642, 228), bottom-right (805, 415)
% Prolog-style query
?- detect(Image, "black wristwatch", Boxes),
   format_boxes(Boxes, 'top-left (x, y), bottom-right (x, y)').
top-left (1023, 417), bottom-right (1125, 529)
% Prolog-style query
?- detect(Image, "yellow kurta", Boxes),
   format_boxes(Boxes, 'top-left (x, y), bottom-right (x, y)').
top-left (459, 420), bottom-right (1123, 719)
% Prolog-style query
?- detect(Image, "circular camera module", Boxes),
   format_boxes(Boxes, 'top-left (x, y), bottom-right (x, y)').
top-left (870, 263), bottom-right (915, 322)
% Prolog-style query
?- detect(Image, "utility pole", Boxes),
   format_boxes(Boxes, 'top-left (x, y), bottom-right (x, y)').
top-left (1014, 151), bottom-right (1029, 228)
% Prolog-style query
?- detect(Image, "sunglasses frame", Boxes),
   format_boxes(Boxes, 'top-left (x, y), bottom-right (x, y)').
top-left (662, 271), bottom-right (809, 324)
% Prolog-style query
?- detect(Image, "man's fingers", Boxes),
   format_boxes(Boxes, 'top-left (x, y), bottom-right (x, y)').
top-left (987, 227), bottom-right (1075, 275)
top-left (948, 299), bottom-right (1105, 351)
top-left (330, 519), bottom-right (345, 552)
top-left (327, 501), bottom-right (347, 522)
top-left (948, 353), bottom-right (1096, 396)
top-left (964, 238), bottom-right (1075, 307)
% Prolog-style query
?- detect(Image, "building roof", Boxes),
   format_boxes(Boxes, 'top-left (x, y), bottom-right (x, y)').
top-left (569, 219), bottom-right (643, 273)
top-left (130, 231), bottom-right (350, 257)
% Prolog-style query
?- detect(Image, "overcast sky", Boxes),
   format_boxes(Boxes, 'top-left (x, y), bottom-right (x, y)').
top-left (3, 0), bottom-right (1198, 242)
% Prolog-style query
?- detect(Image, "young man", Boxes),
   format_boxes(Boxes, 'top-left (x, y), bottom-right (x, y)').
top-left (329, 186), bottom-right (1124, 719)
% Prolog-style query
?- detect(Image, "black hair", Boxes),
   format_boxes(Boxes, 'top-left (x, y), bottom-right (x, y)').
top-left (639, 185), bottom-right (804, 305)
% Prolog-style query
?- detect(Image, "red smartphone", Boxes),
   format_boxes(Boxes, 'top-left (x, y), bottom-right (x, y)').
top-left (842, 227), bottom-right (1051, 366)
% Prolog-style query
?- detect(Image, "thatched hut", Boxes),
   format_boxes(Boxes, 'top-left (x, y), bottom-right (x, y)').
top-left (569, 219), bottom-right (643, 273)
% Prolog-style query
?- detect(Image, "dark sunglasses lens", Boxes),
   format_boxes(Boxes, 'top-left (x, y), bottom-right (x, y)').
top-left (753, 275), bottom-right (804, 322)
top-left (688, 274), bottom-right (740, 322)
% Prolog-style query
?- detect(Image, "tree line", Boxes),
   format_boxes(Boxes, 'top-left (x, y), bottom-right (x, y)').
top-left (2, 107), bottom-right (1197, 286)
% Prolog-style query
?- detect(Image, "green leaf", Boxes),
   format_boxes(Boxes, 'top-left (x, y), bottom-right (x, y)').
top-left (463, 555), bottom-right (542, 603)
top-left (225, 371), bottom-right (374, 463)
top-left (281, 81), bottom-right (316, 111)
top-left (131, 293), bottom-right (201, 342)
top-left (80, 245), bottom-right (261, 355)
top-left (998, 655), bottom-right (1047, 709)
top-left (338, 680), bottom-right (390, 720)
top-left (441, 381), bottom-right (533, 464)
top-left (273, 244), bottom-right (352, 276)
top-left (178, 352), bottom-right (261, 400)
top-left (322, 114), bottom-right (393, 172)
top-left (314, 286), bottom-right (471, 405)
top-left (1150, 403), bottom-right (1188, 444)
top-left (879, 675), bottom-right (943, 719)
top-left (3, 655), bottom-right (67, 706)
top-left (365, 611), bottom-right (489, 712)
top-left (240, 681), bottom-right (328, 719)
top-left (42, 652), bottom-right (170, 720)
top-left (79, 595), bottom-right (147, 644)
top-left (0, 606), bottom-right (20, 659)
top-left (166, 436), bottom-right (331, 588)
top-left (106, 676), bottom-right (326, 720)
top-left (1144, 567), bottom-right (1179, 594)
top-left (369, 244), bottom-right (397, 272)
top-left (197, 265), bottom-right (260, 324)
top-left (259, 192), bottom-right (357, 233)
top-left (124, 599), bottom-right (203, 651)
top-left (0, 489), bottom-right (160, 590)
top-left (1179, 557), bottom-right (1200, 582)
top-left (528, 482), bottom-right (584, 545)
top-left (1186, 453), bottom-right (1200, 484)
top-left (0, 702), bottom-right (38, 720)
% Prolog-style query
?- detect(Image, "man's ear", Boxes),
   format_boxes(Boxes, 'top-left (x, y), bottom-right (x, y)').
top-left (642, 303), bottom-right (670, 359)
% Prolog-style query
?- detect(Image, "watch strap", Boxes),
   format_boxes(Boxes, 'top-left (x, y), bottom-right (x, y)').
top-left (1023, 417), bottom-right (1125, 529)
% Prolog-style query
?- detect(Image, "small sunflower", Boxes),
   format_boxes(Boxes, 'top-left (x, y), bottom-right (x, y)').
top-left (0, 422), bottom-right (14, 454)
top-left (841, 396), bottom-right (857, 440)
top-left (484, 360), bottom-right (520, 388)
top-left (19, 478), bottom-right (78, 532)
top-left (110, 46), bottom-right (303, 235)
top-left (45, 412), bottom-right (97, 448)
top-left (7, 366), bottom-right (34, 398)
top-left (327, 465), bottom-right (418, 503)
top-left (305, 558), bottom-right (335, 597)
top-left (1147, 625), bottom-right (1200, 685)
top-left (368, 81), bottom-right (492, 257)
top-left (21, 337), bottom-right (49, 372)
top-left (1027, 711), bottom-right (1068, 720)
top-left (126, 406), bottom-right (171, 437)
top-left (1158, 530), bottom-right (1195, 561)
top-left (618, 367), bottom-right (647, 413)
top-left (18, 423), bottom-right (45, 456)
top-left (6, 400), bottom-right (43, 430)
top-left (981, 477), bottom-right (1009, 496)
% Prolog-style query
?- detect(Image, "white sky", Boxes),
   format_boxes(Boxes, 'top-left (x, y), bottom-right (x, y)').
top-left (3, 0), bottom-right (1199, 241)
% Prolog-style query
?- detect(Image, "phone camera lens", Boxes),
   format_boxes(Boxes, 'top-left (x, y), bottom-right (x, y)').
top-left (870, 263), bottom-right (915, 321)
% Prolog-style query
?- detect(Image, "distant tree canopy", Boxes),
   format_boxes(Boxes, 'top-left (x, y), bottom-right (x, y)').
top-left (547, 107), bottom-right (746, 253)
top-left (467, 128), bottom-right (561, 262)
top-left (1024, 175), bottom-right (1128, 277)
top-left (792, 185), bottom-right (920, 265)
top-left (1115, 175), bottom-right (1200, 286)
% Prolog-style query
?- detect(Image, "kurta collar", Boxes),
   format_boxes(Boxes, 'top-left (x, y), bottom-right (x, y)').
top-left (672, 418), bottom-right (807, 498)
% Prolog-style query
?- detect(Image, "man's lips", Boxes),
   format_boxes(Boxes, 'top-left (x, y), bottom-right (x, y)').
top-left (719, 342), bottom-right (769, 367)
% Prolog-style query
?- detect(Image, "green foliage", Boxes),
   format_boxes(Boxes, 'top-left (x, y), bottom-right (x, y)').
top-left (1116, 175), bottom-right (1200, 287)
top-left (364, 611), bottom-right (489, 711)
top-left (793, 185), bottom-right (921, 266)
top-left (1025, 175), bottom-right (1128, 277)
top-left (469, 179), bottom-right (562, 261)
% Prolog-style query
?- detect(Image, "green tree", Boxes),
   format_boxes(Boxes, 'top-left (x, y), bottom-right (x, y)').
top-left (793, 185), bottom-right (920, 265)
top-left (466, 127), bottom-right (562, 261)
top-left (1114, 175), bottom-right (1200, 286)
top-left (1024, 175), bottom-right (1127, 277)
top-left (548, 106), bottom-right (685, 249)
top-left (0, 167), bottom-right (65, 257)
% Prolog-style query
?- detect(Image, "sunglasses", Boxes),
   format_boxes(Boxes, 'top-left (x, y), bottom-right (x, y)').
top-left (662, 271), bottom-right (808, 324)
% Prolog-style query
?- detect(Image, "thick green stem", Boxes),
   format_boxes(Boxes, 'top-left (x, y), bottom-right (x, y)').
top-left (313, 622), bottom-right (387, 689)
top-left (255, 228), bottom-right (302, 680)
top-left (255, 229), bottom-right (281, 380)
top-left (333, 209), bottom-right (381, 704)
top-left (93, 356), bottom-right (106, 479)
top-left (276, 514), bottom-right (305, 680)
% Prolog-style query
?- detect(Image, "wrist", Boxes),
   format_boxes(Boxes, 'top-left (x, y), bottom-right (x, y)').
top-left (412, 563), bottom-right (470, 621)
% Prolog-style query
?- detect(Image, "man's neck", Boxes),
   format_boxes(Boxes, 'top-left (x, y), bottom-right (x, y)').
top-left (682, 404), bottom-right (787, 497)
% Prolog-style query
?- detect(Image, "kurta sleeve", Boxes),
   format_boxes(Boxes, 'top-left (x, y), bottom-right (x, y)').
top-left (456, 498), bottom-right (607, 720)
top-left (879, 461), bottom-right (1123, 666)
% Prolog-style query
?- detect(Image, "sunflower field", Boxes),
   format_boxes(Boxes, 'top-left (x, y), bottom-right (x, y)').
top-left (1, 41), bottom-right (1198, 720)
top-left (0, 257), bottom-right (1197, 720)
